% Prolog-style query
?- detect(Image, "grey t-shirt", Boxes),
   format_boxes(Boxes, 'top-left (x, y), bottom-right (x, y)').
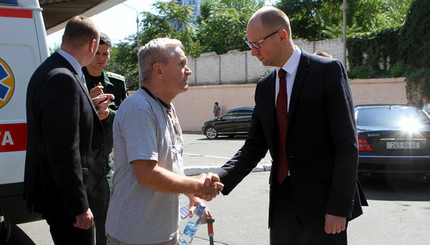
top-left (106, 88), bottom-right (185, 244)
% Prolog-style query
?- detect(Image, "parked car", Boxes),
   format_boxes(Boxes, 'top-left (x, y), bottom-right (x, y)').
top-left (202, 107), bottom-right (254, 139)
top-left (355, 104), bottom-right (430, 180)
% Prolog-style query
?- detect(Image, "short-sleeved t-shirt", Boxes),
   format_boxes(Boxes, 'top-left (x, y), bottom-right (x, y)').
top-left (106, 88), bottom-right (184, 244)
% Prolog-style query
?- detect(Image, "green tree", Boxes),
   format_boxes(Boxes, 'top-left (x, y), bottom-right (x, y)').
top-left (106, 39), bottom-right (140, 90)
top-left (399, 0), bottom-right (430, 97)
top-left (107, 1), bottom-right (197, 90)
top-left (139, 1), bottom-right (197, 55)
top-left (197, 0), bottom-right (264, 54)
top-left (276, 0), bottom-right (412, 40)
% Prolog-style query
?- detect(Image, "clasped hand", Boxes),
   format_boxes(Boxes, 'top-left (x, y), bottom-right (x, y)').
top-left (196, 172), bottom-right (223, 201)
top-left (92, 93), bottom-right (115, 120)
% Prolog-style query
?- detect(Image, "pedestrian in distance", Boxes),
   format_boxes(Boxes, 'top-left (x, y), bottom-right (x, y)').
top-left (82, 32), bottom-right (127, 245)
top-left (214, 6), bottom-right (367, 245)
top-left (213, 101), bottom-right (221, 118)
top-left (24, 16), bottom-right (113, 245)
top-left (105, 38), bottom-right (223, 245)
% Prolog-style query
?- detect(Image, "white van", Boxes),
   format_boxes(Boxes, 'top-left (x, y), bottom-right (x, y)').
top-left (0, 0), bottom-right (123, 241)
top-left (0, 0), bottom-right (49, 241)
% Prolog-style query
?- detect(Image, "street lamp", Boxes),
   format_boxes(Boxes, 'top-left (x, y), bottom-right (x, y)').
top-left (342, 0), bottom-right (348, 70)
top-left (122, 3), bottom-right (140, 47)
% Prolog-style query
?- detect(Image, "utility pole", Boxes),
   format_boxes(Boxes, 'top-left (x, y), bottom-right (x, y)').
top-left (122, 3), bottom-right (140, 47)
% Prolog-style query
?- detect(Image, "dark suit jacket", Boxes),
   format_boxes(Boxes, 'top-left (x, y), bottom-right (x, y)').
top-left (218, 50), bottom-right (365, 227)
top-left (24, 52), bottom-right (109, 221)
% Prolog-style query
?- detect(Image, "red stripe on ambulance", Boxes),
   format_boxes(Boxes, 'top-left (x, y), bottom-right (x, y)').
top-left (0, 123), bottom-right (26, 153)
top-left (0, 8), bottom-right (32, 18)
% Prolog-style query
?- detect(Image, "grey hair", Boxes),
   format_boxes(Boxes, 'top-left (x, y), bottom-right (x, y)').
top-left (137, 38), bottom-right (183, 82)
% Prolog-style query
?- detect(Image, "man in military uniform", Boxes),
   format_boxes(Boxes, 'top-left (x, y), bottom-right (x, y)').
top-left (82, 32), bottom-right (127, 245)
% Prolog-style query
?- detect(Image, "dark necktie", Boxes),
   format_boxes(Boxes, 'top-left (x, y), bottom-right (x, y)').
top-left (276, 69), bottom-right (288, 183)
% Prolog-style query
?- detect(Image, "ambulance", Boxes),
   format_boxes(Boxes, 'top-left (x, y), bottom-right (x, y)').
top-left (0, 0), bottom-right (49, 241)
top-left (0, 0), bottom-right (124, 241)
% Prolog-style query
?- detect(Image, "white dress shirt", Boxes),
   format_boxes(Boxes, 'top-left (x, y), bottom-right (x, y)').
top-left (275, 47), bottom-right (301, 112)
top-left (58, 49), bottom-right (87, 89)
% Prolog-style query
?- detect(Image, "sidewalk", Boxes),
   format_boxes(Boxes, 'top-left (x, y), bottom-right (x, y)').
top-left (179, 171), bottom-right (271, 245)
top-left (181, 133), bottom-right (272, 176)
top-left (179, 134), bottom-right (271, 244)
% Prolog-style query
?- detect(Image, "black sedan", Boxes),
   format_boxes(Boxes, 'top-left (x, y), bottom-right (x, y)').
top-left (356, 104), bottom-right (430, 180)
top-left (202, 107), bottom-right (254, 139)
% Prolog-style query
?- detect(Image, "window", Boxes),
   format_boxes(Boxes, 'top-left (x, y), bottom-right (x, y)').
top-left (356, 106), bottom-right (430, 127)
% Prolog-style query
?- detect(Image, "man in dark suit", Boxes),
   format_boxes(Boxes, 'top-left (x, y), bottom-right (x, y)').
top-left (216, 7), bottom-right (366, 245)
top-left (24, 16), bottom-right (113, 245)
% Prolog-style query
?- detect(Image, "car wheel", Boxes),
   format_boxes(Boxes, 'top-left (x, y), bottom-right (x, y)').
top-left (205, 127), bottom-right (218, 139)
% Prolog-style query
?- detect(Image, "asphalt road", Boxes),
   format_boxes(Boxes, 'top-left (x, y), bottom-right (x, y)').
top-left (5, 134), bottom-right (430, 244)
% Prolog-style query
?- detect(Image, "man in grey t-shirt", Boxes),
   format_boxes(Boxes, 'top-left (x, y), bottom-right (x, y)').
top-left (105, 38), bottom-right (223, 245)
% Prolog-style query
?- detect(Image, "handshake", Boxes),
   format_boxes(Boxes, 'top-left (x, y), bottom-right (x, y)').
top-left (195, 172), bottom-right (224, 201)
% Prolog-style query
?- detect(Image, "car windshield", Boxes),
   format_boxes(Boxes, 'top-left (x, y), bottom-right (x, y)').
top-left (356, 106), bottom-right (430, 127)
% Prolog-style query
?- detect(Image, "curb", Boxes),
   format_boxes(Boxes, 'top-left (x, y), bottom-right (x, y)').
top-left (184, 164), bottom-right (272, 176)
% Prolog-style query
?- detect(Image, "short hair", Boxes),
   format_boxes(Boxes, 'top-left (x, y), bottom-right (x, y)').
top-left (99, 32), bottom-right (111, 47)
top-left (138, 38), bottom-right (183, 82)
top-left (314, 50), bottom-right (333, 58)
top-left (253, 6), bottom-right (292, 41)
top-left (215, 102), bottom-right (219, 105)
top-left (62, 16), bottom-right (99, 48)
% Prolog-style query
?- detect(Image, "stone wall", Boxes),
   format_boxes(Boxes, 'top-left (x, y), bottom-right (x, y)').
top-left (173, 77), bottom-right (407, 132)
top-left (187, 38), bottom-right (346, 85)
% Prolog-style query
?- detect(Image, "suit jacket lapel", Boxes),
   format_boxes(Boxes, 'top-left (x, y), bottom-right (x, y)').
top-left (73, 73), bottom-right (98, 113)
top-left (288, 50), bottom-right (310, 128)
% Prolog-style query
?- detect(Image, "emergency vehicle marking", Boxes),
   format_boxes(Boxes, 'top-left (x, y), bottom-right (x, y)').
top-left (0, 8), bottom-right (32, 18)
top-left (0, 123), bottom-right (26, 153)
top-left (0, 0), bottom-right (18, 4)
top-left (0, 58), bottom-right (14, 108)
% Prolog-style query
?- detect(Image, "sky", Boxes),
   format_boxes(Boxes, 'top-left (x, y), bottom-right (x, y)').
top-left (47, 0), bottom-right (169, 49)
top-left (47, 0), bottom-right (277, 50)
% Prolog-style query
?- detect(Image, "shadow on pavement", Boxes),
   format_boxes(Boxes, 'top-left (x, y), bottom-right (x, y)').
top-left (359, 175), bottom-right (430, 202)
top-left (197, 135), bottom-right (248, 141)
top-left (3, 225), bottom-right (35, 245)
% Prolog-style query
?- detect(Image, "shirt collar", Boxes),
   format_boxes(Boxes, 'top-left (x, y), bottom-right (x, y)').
top-left (141, 86), bottom-right (171, 109)
top-left (280, 47), bottom-right (301, 75)
top-left (58, 50), bottom-right (83, 79)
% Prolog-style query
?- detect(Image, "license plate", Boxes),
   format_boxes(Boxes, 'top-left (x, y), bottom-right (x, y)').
top-left (386, 142), bottom-right (420, 149)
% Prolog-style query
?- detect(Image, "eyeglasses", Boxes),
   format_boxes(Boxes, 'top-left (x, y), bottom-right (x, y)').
top-left (245, 30), bottom-right (280, 49)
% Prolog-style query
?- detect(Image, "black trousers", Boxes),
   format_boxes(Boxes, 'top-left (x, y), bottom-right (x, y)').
top-left (270, 178), bottom-right (347, 245)
top-left (95, 217), bottom-right (107, 245)
top-left (46, 217), bottom-right (94, 245)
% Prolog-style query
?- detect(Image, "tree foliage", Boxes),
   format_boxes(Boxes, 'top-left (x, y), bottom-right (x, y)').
top-left (276, 0), bottom-right (412, 40)
top-left (139, 1), bottom-right (196, 55)
top-left (347, 27), bottom-right (403, 79)
top-left (110, 0), bottom-right (263, 90)
top-left (399, 0), bottom-right (430, 98)
top-left (108, 1), bottom-right (196, 90)
top-left (109, 0), bottom-right (418, 91)
top-left (197, 0), bottom-right (264, 54)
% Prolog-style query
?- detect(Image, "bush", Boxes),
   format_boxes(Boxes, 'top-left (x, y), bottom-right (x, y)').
top-left (390, 61), bottom-right (411, 78)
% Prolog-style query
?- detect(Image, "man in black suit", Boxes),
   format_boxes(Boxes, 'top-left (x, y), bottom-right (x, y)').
top-left (216, 7), bottom-right (365, 245)
top-left (24, 16), bottom-right (113, 245)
